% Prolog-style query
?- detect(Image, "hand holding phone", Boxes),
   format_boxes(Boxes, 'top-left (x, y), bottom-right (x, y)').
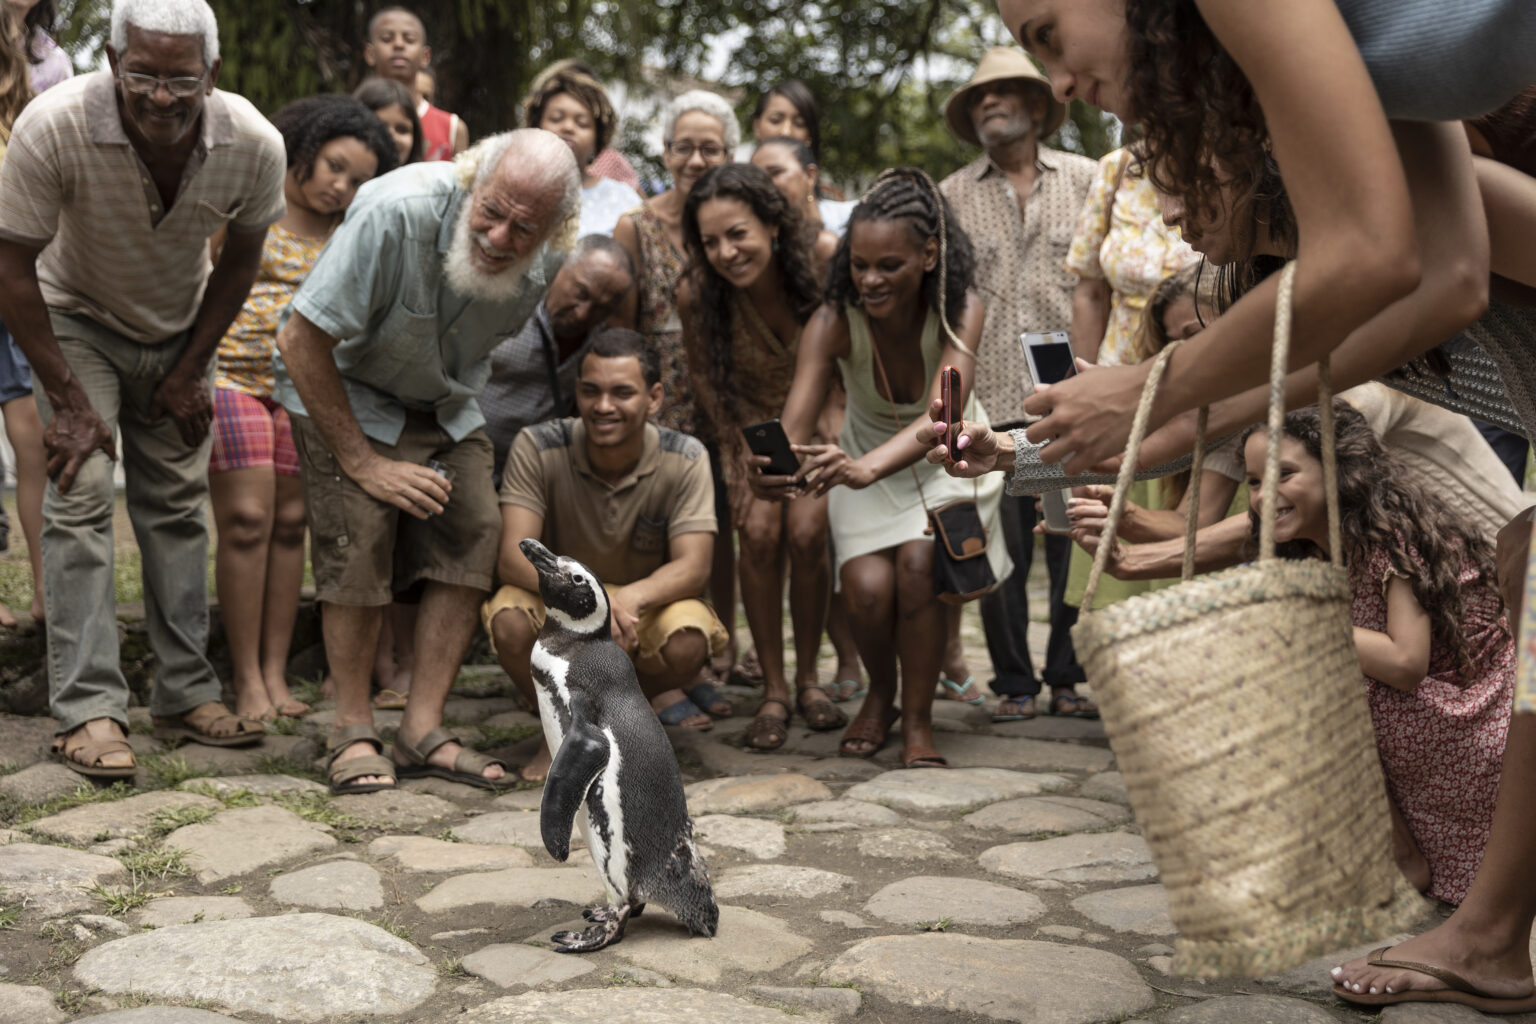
top-left (742, 419), bottom-right (801, 479)
top-left (939, 365), bottom-right (961, 463)
top-left (1021, 331), bottom-right (1078, 389)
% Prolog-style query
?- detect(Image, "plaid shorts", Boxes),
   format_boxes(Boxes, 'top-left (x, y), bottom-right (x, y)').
top-left (209, 387), bottom-right (298, 476)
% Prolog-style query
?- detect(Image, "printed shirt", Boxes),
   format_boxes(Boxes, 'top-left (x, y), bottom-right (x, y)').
top-left (0, 71), bottom-right (286, 343)
top-left (1066, 149), bottom-right (1198, 367)
top-left (499, 418), bottom-right (717, 586)
top-left (216, 222), bottom-right (330, 397)
top-left (939, 146), bottom-right (1097, 425)
top-left (275, 161), bottom-right (560, 445)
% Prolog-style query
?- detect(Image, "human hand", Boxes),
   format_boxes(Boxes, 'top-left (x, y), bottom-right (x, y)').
top-left (918, 397), bottom-right (1009, 477)
top-left (148, 368), bottom-right (214, 447)
top-left (1024, 361), bottom-right (1153, 475)
top-left (793, 442), bottom-right (874, 497)
top-left (744, 452), bottom-right (802, 504)
top-left (350, 454), bottom-right (451, 520)
top-left (608, 590), bottom-right (640, 653)
top-left (43, 401), bottom-right (116, 494)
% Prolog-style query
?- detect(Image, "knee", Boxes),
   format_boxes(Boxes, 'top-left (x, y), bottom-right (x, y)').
top-left (786, 518), bottom-right (829, 564)
top-left (47, 455), bottom-right (117, 523)
top-left (219, 503), bottom-right (273, 552)
top-left (894, 546), bottom-right (935, 605)
top-left (271, 501), bottom-right (307, 549)
top-left (490, 609), bottom-right (537, 671)
top-left (737, 515), bottom-right (781, 562)
top-left (841, 575), bottom-right (890, 623)
top-left (660, 627), bottom-right (708, 674)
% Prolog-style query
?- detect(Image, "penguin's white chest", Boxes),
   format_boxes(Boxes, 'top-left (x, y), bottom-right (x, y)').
top-left (529, 641), bottom-right (573, 752)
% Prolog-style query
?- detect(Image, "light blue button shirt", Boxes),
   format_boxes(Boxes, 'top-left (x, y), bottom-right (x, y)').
top-left (275, 161), bottom-right (561, 445)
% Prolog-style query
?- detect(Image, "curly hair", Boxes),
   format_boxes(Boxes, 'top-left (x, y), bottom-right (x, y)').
top-left (522, 61), bottom-right (619, 161)
top-left (19, 0), bottom-right (55, 64)
top-left (1123, 0), bottom-right (1268, 241)
top-left (353, 77), bottom-right (423, 164)
top-left (1241, 402), bottom-right (1501, 683)
top-left (681, 163), bottom-right (822, 436)
top-left (269, 94), bottom-right (400, 183)
top-left (825, 167), bottom-right (976, 344)
top-left (751, 80), bottom-right (821, 160)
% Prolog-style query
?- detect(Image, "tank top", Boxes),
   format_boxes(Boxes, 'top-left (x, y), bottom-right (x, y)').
top-left (417, 101), bottom-right (459, 162)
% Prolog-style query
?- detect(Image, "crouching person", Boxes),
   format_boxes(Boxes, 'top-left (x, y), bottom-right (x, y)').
top-left (484, 329), bottom-right (729, 782)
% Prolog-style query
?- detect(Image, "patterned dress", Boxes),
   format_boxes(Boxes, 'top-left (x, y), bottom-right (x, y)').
top-left (1349, 541), bottom-right (1514, 904)
top-left (216, 223), bottom-right (330, 397)
top-left (627, 204), bottom-right (699, 436)
top-left (1518, 515), bottom-right (1536, 715)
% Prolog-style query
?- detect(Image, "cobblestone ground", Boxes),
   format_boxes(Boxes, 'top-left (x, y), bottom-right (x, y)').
top-left (0, 567), bottom-right (1517, 1024)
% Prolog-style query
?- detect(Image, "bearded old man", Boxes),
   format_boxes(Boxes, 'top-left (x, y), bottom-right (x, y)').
top-left (273, 128), bottom-right (579, 794)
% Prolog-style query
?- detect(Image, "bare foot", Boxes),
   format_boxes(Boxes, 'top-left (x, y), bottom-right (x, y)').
top-left (0, 601), bottom-right (15, 628)
top-left (264, 675), bottom-right (311, 718)
top-left (29, 594), bottom-right (43, 623)
top-left (1333, 921), bottom-right (1536, 1001)
top-left (519, 742), bottom-right (552, 783)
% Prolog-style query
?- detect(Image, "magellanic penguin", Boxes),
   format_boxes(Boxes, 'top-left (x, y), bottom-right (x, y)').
top-left (519, 538), bottom-right (719, 952)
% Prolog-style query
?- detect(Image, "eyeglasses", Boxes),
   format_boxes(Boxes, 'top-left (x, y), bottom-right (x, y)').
top-left (117, 70), bottom-right (208, 99)
top-left (665, 140), bottom-right (727, 160)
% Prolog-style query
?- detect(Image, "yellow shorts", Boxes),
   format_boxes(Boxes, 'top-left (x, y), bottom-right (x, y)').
top-left (481, 584), bottom-right (729, 665)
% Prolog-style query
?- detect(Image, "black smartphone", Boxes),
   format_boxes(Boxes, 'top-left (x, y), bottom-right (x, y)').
top-left (939, 365), bottom-right (961, 463)
top-left (742, 419), bottom-right (801, 477)
top-left (1021, 331), bottom-right (1079, 387)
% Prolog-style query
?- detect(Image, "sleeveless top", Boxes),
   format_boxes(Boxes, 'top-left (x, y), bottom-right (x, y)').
top-left (628, 204), bottom-right (699, 435)
top-left (416, 101), bottom-right (459, 162)
top-left (216, 223), bottom-right (330, 396)
top-left (726, 291), bottom-right (799, 428)
top-left (1334, 0), bottom-right (1536, 121)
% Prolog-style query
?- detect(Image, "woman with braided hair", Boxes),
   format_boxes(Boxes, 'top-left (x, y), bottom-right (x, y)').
top-left (749, 167), bottom-right (1010, 768)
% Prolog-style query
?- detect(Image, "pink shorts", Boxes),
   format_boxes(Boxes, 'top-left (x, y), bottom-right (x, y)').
top-left (209, 388), bottom-right (298, 476)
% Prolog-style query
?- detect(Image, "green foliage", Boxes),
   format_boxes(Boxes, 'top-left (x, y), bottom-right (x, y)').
top-left (1, 779), bottom-right (136, 828)
top-left (118, 843), bottom-right (190, 880)
top-left (146, 803), bottom-right (216, 838)
top-left (0, 889), bottom-right (21, 930)
top-left (141, 753), bottom-right (214, 790)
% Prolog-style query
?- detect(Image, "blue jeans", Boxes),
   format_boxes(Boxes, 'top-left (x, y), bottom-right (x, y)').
top-left (34, 313), bottom-right (220, 734)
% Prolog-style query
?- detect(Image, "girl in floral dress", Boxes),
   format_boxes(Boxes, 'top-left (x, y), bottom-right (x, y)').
top-left (1241, 403), bottom-right (1513, 904)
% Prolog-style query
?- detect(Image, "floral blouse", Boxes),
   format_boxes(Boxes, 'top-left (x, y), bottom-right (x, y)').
top-left (216, 223), bottom-right (330, 397)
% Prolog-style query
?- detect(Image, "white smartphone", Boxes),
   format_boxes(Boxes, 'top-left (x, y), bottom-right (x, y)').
top-left (1021, 331), bottom-right (1077, 533)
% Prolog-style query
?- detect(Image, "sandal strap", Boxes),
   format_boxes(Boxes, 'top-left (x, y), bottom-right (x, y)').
top-left (330, 754), bottom-right (396, 787)
top-left (70, 737), bottom-right (135, 768)
top-left (399, 726), bottom-right (460, 764)
top-left (327, 723), bottom-right (384, 759)
top-left (1365, 950), bottom-right (1483, 997)
top-left (451, 747), bottom-right (509, 776)
top-left (757, 698), bottom-right (791, 715)
top-left (184, 702), bottom-right (263, 735)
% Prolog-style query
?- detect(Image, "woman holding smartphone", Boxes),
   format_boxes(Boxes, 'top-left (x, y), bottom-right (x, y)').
top-left (679, 164), bottom-right (848, 751)
top-left (751, 168), bottom-right (1010, 769)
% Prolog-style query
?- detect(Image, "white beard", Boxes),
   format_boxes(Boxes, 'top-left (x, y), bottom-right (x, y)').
top-left (443, 201), bottom-right (537, 303)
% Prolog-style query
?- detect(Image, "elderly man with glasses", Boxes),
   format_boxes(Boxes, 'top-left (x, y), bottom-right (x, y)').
top-left (0, 0), bottom-right (286, 778)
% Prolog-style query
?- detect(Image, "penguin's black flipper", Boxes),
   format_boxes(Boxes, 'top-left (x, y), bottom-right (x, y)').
top-left (541, 703), bottom-right (609, 862)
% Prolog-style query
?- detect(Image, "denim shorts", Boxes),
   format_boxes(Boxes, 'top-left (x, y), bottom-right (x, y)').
top-left (0, 321), bottom-right (34, 405)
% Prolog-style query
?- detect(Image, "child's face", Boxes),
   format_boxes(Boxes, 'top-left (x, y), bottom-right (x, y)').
top-left (1243, 431), bottom-right (1326, 548)
top-left (372, 103), bottom-right (416, 165)
top-left (365, 12), bottom-right (429, 86)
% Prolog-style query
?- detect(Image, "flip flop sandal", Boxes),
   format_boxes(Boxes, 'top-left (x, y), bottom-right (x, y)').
top-left (992, 696), bottom-right (1038, 723)
top-left (727, 650), bottom-right (766, 688)
top-left (656, 696), bottom-right (713, 730)
top-left (743, 698), bottom-right (792, 751)
top-left (153, 702), bottom-right (265, 748)
top-left (52, 733), bottom-right (137, 779)
top-left (1332, 948), bottom-right (1536, 1013)
top-left (828, 675), bottom-right (866, 702)
top-left (795, 687), bottom-right (848, 731)
top-left (937, 675), bottom-right (985, 705)
top-left (372, 689), bottom-right (410, 710)
top-left (684, 681), bottom-right (733, 718)
top-left (326, 723), bottom-right (395, 795)
top-left (1049, 693), bottom-right (1099, 719)
top-left (393, 726), bottom-right (516, 791)
top-left (838, 705), bottom-right (900, 758)
top-left (901, 743), bottom-right (950, 769)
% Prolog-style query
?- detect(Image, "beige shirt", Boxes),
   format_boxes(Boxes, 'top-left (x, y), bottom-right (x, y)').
top-left (939, 146), bottom-right (1097, 427)
top-left (499, 418), bottom-right (717, 586)
top-left (0, 71), bottom-right (286, 343)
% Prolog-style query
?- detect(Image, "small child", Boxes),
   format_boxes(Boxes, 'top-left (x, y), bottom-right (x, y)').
top-left (362, 5), bottom-right (465, 160)
top-left (1241, 403), bottom-right (1514, 904)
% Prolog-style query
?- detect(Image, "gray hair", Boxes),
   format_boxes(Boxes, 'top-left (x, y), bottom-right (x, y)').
top-left (662, 89), bottom-right (740, 151)
top-left (110, 0), bottom-right (220, 66)
top-left (565, 234), bottom-right (637, 289)
top-left (453, 128), bottom-right (582, 253)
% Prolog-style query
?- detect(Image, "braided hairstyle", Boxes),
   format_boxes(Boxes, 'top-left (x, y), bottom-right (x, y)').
top-left (825, 167), bottom-right (976, 349)
top-left (681, 163), bottom-right (822, 436)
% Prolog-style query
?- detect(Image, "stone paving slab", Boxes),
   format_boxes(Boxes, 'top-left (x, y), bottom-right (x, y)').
top-left (934, 734), bottom-right (1115, 772)
top-left (72, 913), bottom-right (437, 1021)
top-left (269, 859), bottom-right (384, 910)
top-left (747, 986), bottom-right (861, 1019)
top-left (489, 789), bottom-right (545, 811)
top-left (461, 942), bottom-right (596, 988)
top-left (714, 864), bottom-right (855, 899)
top-left (163, 804), bottom-right (337, 884)
top-left (1165, 994), bottom-right (1346, 1023)
top-left (789, 799), bottom-right (902, 826)
top-left (694, 814), bottom-right (785, 859)
top-left (329, 789), bottom-right (458, 828)
top-left (1071, 885), bottom-right (1175, 935)
top-left (856, 827), bottom-right (963, 861)
top-left (0, 763), bottom-right (83, 804)
top-left (179, 774), bottom-right (325, 799)
top-left (826, 934), bottom-right (1154, 1023)
top-left (963, 795), bottom-right (1132, 835)
top-left (453, 811), bottom-right (583, 851)
top-left (864, 875), bottom-right (1047, 927)
top-left (75, 1012), bottom-right (242, 1023)
top-left (170, 734), bottom-right (319, 776)
top-left (1080, 771), bottom-right (1129, 805)
top-left (459, 988), bottom-right (825, 1023)
top-left (685, 774), bottom-right (832, 814)
top-left (609, 905), bottom-right (814, 984)
top-left (369, 835), bottom-right (535, 872)
top-left (0, 982), bottom-right (67, 1024)
top-left (415, 865), bottom-right (603, 913)
top-left (844, 768), bottom-right (1071, 815)
top-left (980, 831), bottom-right (1156, 884)
top-left (1381, 1006), bottom-right (1536, 1023)
top-left (0, 842), bottom-right (127, 916)
top-left (26, 790), bottom-right (222, 844)
top-left (134, 896), bottom-right (254, 928)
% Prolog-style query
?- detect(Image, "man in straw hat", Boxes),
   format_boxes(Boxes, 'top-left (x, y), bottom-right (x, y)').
top-left (939, 47), bottom-right (1098, 723)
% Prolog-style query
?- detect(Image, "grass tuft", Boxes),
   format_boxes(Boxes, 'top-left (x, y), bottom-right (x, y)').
top-left (141, 752), bottom-right (214, 789)
top-left (915, 917), bottom-right (953, 933)
top-left (146, 804), bottom-right (216, 838)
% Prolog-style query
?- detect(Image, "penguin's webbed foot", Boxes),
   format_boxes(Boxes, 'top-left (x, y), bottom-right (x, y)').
top-left (552, 903), bottom-right (631, 953)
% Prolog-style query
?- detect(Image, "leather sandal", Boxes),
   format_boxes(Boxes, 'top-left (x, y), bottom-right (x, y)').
top-left (153, 702), bottom-right (265, 748)
top-left (901, 743), bottom-right (950, 769)
top-left (743, 698), bottom-right (791, 751)
top-left (838, 704), bottom-right (900, 758)
top-left (326, 723), bottom-right (395, 795)
top-left (1049, 693), bottom-right (1100, 719)
top-left (393, 726), bottom-right (515, 791)
top-left (795, 686), bottom-right (847, 731)
top-left (52, 726), bottom-right (136, 779)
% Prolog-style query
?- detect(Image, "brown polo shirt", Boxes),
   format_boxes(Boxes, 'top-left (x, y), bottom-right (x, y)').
top-left (0, 70), bottom-right (286, 343)
top-left (939, 146), bottom-right (1097, 426)
top-left (499, 418), bottom-right (717, 585)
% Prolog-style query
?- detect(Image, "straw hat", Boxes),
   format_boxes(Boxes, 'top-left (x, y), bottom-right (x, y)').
top-left (944, 47), bottom-right (1066, 146)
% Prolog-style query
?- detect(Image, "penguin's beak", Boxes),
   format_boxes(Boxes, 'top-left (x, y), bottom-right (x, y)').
top-left (519, 538), bottom-right (558, 573)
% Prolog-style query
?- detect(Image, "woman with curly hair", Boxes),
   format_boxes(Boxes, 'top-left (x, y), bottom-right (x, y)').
top-left (523, 60), bottom-right (641, 237)
top-left (208, 94), bottom-right (397, 721)
top-left (678, 164), bottom-right (848, 750)
top-left (1239, 403), bottom-right (1513, 905)
top-left (750, 168), bottom-right (1010, 768)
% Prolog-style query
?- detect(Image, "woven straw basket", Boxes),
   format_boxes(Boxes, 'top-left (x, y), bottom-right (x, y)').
top-left (1072, 264), bottom-right (1426, 977)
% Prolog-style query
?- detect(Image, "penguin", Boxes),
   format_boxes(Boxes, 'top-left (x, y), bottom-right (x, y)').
top-left (519, 538), bottom-right (719, 953)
